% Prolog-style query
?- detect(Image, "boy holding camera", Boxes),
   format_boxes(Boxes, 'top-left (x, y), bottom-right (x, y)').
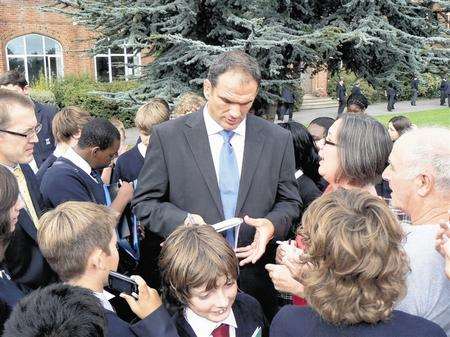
top-left (159, 224), bottom-right (266, 337)
top-left (37, 201), bottom-right (178, 337)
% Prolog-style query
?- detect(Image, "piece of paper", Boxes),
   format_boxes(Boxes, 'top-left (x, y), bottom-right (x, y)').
top-left (212, 217), bottom-right (243, 248)
top-left (251, 326), bottom-right (262, 337)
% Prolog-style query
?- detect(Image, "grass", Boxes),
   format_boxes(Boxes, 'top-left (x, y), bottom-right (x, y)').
top-left (374, 107), bottom-right (450, 127)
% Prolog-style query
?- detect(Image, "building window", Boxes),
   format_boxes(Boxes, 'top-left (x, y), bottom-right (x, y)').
top-left (94, 46), bottom-right (141, 82)
top-left (6, 34), bottom-right (64, 83)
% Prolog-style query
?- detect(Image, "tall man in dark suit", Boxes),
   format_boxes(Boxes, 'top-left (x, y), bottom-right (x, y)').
top-left (132, 51), bottom-right (301, 320)
top-left (336, 79), bottom-right (346, 115)
top-left (0, 70), bottom-right (58, 169)
top-left (0, 89), bottom-right (57, 291)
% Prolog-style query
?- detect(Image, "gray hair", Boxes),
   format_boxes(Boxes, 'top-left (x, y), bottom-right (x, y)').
top-left (0, 88), bottom-right (34, 129)
top-left (336, 113), bottom-right (392, 186)
top-left (395, 127), bottom-right (450, 195)
top-left (207, 50), bottom-right (261, 87)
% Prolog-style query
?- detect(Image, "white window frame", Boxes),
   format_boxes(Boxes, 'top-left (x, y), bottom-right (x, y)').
top-left (5, 34), bottom-right (64, 83)
top-left (94, 46), bottom-right (141, 82)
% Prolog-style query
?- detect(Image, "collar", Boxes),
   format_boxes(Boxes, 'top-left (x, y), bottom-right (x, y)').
top-left (62, 147), bottom-right (92, 176)
top-left (137, 142), bottom-right (147, 159)
top-left (184, 307), bottom-right (237, 337)
top-left (203, 104), bottom-right (246, 137)
top-left (93, 290), bottom-right (115, 312)
top-left (0, 162), bottom-right (18, 173)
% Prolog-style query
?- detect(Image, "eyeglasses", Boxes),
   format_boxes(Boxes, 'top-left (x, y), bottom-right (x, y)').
top-left (0, 123), bottom-right (42, 140)
top-left (324, 139), bottom-right (338, 147)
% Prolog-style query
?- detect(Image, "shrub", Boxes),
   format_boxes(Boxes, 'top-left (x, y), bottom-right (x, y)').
top-left (29, 74), bottom-right (139, 127)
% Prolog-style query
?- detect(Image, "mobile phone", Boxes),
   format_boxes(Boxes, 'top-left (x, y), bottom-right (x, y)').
top-left (108, 271), bottom-right (138, 296)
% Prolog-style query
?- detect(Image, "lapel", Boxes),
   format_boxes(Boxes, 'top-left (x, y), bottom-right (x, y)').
top-left (183, 110), bottom-right (224, 218)
top-left (32, 100), bottom-right (43, 124)
top-left (235, 115), bottom-right (265, 216)
top-left (19, 164), bottom-right (42, 218)
top-left (17, 209), bottom-right (38, 242)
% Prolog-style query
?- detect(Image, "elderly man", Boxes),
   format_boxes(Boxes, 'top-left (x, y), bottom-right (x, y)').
top-left (132, 50), bottom-right (301, 320)
top-left (382, 126), bottom-right (450, 335)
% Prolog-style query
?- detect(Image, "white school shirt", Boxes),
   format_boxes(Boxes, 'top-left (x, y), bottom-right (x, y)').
top-left (203, 104), bottom-right (246, 179)
top-left (61, 147), bottom-right (97, 183)
top-left (94, 290), bottom-right (116, 312)
top-left (184, 307), bottom-right (237, 337)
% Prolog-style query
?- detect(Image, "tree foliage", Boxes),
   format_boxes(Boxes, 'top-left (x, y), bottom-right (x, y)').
top-left (45, 0), bottom-right (449, 108)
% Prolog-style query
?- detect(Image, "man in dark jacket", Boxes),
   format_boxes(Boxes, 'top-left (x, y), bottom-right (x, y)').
top-left (386, 84), bottom-right (397, 112)
top-left (440, 78), bottom-right (448, 106)
top-left (411, 76), bottom-right (419, 106)
top-left (336, 79), bottom-right (346, 116)
top-left (0, 70), bottom-right (58, 168)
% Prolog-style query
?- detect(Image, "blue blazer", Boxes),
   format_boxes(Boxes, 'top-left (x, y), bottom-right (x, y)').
top-left (172, 293), bottom-right (266, 337)
top-left (33, 101), bottom-right (58, 167)
top-left (105, 305), bottom-right (179, 337)
top-left (0, 275), bottom-right (23, 309)
top-left (40, 158), bottom-right (106, 209)
top-left (35, 153), bottom-right (57, 187)
top-left (270, 306), bottom-right (446, 337)
top-left (4, 164), bottom-right (58, 291)
top-left (112, 146), bottom-right (145, 184)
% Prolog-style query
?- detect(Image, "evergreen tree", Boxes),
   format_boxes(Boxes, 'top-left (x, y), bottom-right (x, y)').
top-left (46, 0), bottom-right (449, 108)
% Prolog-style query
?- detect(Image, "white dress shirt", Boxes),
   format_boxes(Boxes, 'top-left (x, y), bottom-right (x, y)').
top-left (61, 147), bottom-right (97, 182)
top-left (93, 290), bottom-right (116, 312)
top-left (184, 307), bottom-right (237, 337)
top-left (137, 142), bottom-right (147, 159)
top-left (203, 104), bottom-right (246, 180)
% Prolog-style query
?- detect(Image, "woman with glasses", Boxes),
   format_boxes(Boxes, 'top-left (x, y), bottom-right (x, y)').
top-left (318, 113), bottom-right (392, 196)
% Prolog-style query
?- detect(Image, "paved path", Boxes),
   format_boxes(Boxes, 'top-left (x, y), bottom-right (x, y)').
top-left (125, 98), bottom-right (448, 145)
top-left (290, 98), bottom-right (448, 125)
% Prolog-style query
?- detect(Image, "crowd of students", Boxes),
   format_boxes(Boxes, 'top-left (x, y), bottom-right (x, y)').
top-left (0, 49), bottom-right (449, 337)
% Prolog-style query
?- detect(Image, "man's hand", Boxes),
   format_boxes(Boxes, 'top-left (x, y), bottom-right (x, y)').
top-left (119, 275), bottom-right (162, 320)
top-left (184, 213), bottom-right (206, 226)
top-left (235, 215), bottom-right (274, 266)
top-left (265, 264), bottom-right (304, 297)
top-left (116, 181), bottom-right (134, 204)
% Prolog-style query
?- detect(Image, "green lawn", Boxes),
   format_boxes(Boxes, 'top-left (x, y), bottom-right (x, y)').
top-left (375, 108), bottom-right (450, 127)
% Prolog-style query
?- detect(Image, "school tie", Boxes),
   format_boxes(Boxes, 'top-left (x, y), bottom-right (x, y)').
top-left (13, 166), bottom-right (39, 227)
top-left (218, 130), bottom-right (239, 246)
top-left (212, 324), bottom-right (229, 337)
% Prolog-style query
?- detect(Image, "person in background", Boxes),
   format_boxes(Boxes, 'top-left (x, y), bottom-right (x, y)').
top-left (382, 126), bottom-right (450, 335)
top-left (159, 224), bottom-right (266, 337)
top-left (2, 283), bottom-right (107, 337)
top-left (38, 201), bottom-right (179, 337)
top-left (351, 81), bottom-right (361, 95)
top-left (172, 92), bottom-right (205, 118)
top-left (278, 122), bottom-right (323, 211)
top-left (346, 92), bottom-right (369, 113)
top-left (269, 188), bottom-right (446, 337)
top-left (36, 106), bottom-right (92, 185)
top-left (439, 77), bottom-right (448, 106)
top-left (307, 117), bottom-right (334, 150)
top-left (0, 70), bottom-right (58, 169)
top-left (411, 76), bottom-right (419, 106)
top-left (336, 79), bottom-right (346, 116)
top-left (387, 116), bottom-right (413, 142)
top-left (113, 99), bottom-right (170, 184)
top-left (386, 84), bottom-right (397, 111)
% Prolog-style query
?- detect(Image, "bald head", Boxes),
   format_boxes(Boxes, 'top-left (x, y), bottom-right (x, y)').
top-left (394, 127), bottom-right (450, 194)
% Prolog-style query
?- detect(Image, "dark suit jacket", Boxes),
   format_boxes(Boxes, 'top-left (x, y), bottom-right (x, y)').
top-left (4, 164), bottom-right (57, 291)
top-left (33, 101), bottom-right (58, 167)
top-left (0, 276), bottom-right (23, 309)
top-left (173, 293), bottom-right (266, 337)
top-left (132, 109), bottom-right (301, 244)
top-left (112, 145), bottom-right (144, 184)
top-left (105, 305), bottom-right (179, 337)
top-left (336, 84), bottom-right (346, 101)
